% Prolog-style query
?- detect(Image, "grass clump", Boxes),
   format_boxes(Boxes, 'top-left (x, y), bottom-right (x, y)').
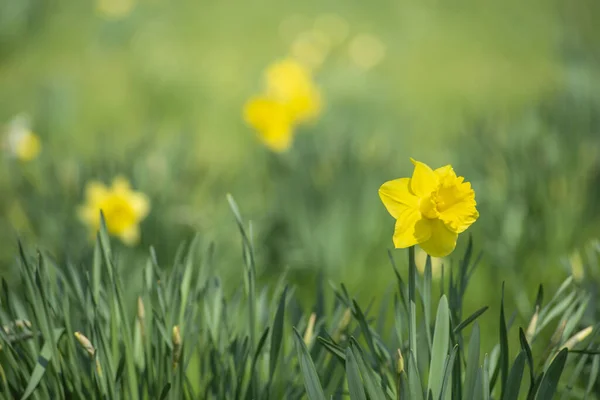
top-left (0, 198), bottom-right (599, 399)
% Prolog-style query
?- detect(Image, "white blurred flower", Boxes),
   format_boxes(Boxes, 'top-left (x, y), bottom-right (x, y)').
top-left (348, 33), bottom-right (386, 70)
top-left (3, 114), bottom-right (41, 162)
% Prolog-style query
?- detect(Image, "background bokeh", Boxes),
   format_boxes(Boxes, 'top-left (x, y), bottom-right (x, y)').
top-left (1, 0), bottom-right (600, 351)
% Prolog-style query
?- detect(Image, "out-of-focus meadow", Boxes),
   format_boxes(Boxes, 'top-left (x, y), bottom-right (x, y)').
top-left (1, 0), bottom-right (600, 348)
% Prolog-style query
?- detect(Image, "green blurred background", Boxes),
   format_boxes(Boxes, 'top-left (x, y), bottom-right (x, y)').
top-left (1, 0), bottom-right (600, 350)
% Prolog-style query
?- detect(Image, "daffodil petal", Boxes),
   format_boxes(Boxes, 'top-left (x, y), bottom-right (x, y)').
top-left (77, 205), bottom-right (99, 226)
top-left (244, 97), bottom-right (295, 152)
top-left (112, 176), bottom-right (131, 193)
top-left (437, 175), bottom-right (479, 233)
top-left (379, 178), bottom-right (419, 219)
top-left (130, 193), bottom-right (151, 219)
top-left (393, 209), bottom-right (431, 248)
top-left (418, 219), bottom-right (458, 257)
top-left (434, 165), bottom-right (454, 179)
top-left (410, 158), bottom-right (439, 197)
top-left (85, 182), bottom-right (108, 204)
top-left (439, 202), bottom-right (479, 233)
top-left (261, 124), bottom-right (294, 152)
top-left (120, 225), bottom-right (140, 246)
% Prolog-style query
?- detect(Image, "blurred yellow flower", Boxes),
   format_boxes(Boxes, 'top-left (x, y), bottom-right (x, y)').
top-left (3, 114), bottom-right (41, 162)
top-left (244, 97), bottom-right (294, 152)
top-left (96, 0), bottom-right (136, 19)
top-left (78, 177), bottom-right (150, 246)
top-left (379, 159), bottom-right (479, 257)
top-left (244, 58), bottom-right (322, 152)
top-left (265, 59), bottom-right (322, 122)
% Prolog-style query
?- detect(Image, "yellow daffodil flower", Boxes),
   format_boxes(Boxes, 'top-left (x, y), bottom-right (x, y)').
top-left (78, 177), bottom-right (150, 246)
top-left (244, 58), bottom-right (321, 152)
top-left (4, 114), bottom-right (41, 162)
top-left (243, 97), bottom-right (294, 152)
top-left (265, 59), bottom-right (322, 122)
top-left (379, 158), bottom-right (479, 257)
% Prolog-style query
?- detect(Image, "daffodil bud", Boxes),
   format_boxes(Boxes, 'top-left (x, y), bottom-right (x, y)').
top-left (526, 306), bottom-right (539, 342)
top-left (563, 326), bottom-right (593, 350)
top-left (172, 326), bottom-right (182, 368)
top-left (137, 297), bottom-right (145, 321)
top-left (74, 332), bottom-right (96, 358)
top-left (303, 313), bottom-right (317, 346)
top-left (396, 349), bottom-right (405, 375)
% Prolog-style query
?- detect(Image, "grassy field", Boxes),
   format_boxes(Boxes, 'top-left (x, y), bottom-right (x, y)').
top-left (1, 0), bottom-right (600, 398)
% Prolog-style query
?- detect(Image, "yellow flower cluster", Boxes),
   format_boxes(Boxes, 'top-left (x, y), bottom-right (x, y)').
top-left (78, 177), bottom-right (150, 246)
top-left (379, 159), bottom-right (479, 257)
top-left (244, 59), bottom-right (322, 152)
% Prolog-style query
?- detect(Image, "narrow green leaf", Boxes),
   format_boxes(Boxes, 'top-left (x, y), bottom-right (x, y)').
top-left (423, 255), bottom-right (433, 351)
top-left (269, 286), bottom-right (288, 378)
top-left (346, 347), bottom-right (367, 400)
top-left (408, 246), bottom-right (418, 364)
top-left (491, 283), bottom-right (509, 397)
top-left (439, 345), bottom-right (458, 400)
top-left (534, 285), bottom-right (544, 310)
top-left (20, 328), bottom-right (65, 400)
top-left (502, 351), bottom-right (526, 400)
top-left (249, 327), bottom-right (270, 392)
top-left (473, 368), bottom-right (484, 400)
top-left (519, 328), bottom-right (535, 399)
top-left (428, 295), bottom-right (450, 400)
top-left (408, 351), bottom-right (425, 400)
top-left (585, 355), bottom-right (599, 396)
top-left (178, 235), bottom-right (200, 329)
top-left (349, 339), bottom-right (387, 400)
top-left (482, 356), bottom-right (491, 400)
top-left (92, 237), bottom-right (102, 303)
top-left (534, 349), bottom-right (568, 400)
top-left (463, 323), bottom-right (481, 400)
top-left (317, 337), bottom-right (346, 363)
top-left (159, 383), bottom-right (171, 400)
top-left (538, 291), bottom-right (576, 334)
top-left (293, 327), bottom-right (326, 400)
top-left (352, 300), bottom-right (378, 361)
top-left (454, 307), bottom-right (489, 334)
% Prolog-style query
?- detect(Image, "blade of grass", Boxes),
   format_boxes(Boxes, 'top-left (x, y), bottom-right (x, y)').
top-left (439, 345), bottom-right (458, 400)
top-left (519, 328), bottom-right (535, 399)
top-left (293, 327), bottom-right (326, 400)
top-left (423, 255), bottom-right (433, 352)
top-left (269, 286), bottom-right (288, 379)
top-left (349, 339), bottom-right (387, 400)
top-left (463, 323), bottom-right (481, 400)
top-left (454, 307), bottom-right (489, 334)
top-left (20, 328), bottom-right (65, 400)
top-left (502, 351), bottom-right (526, 400)
top-left (534, 349), bottom-right (568, 400)
top-left (346, 347), bottom-right (367, 400)
top-left (428, 295), bottom-right (450, 400)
